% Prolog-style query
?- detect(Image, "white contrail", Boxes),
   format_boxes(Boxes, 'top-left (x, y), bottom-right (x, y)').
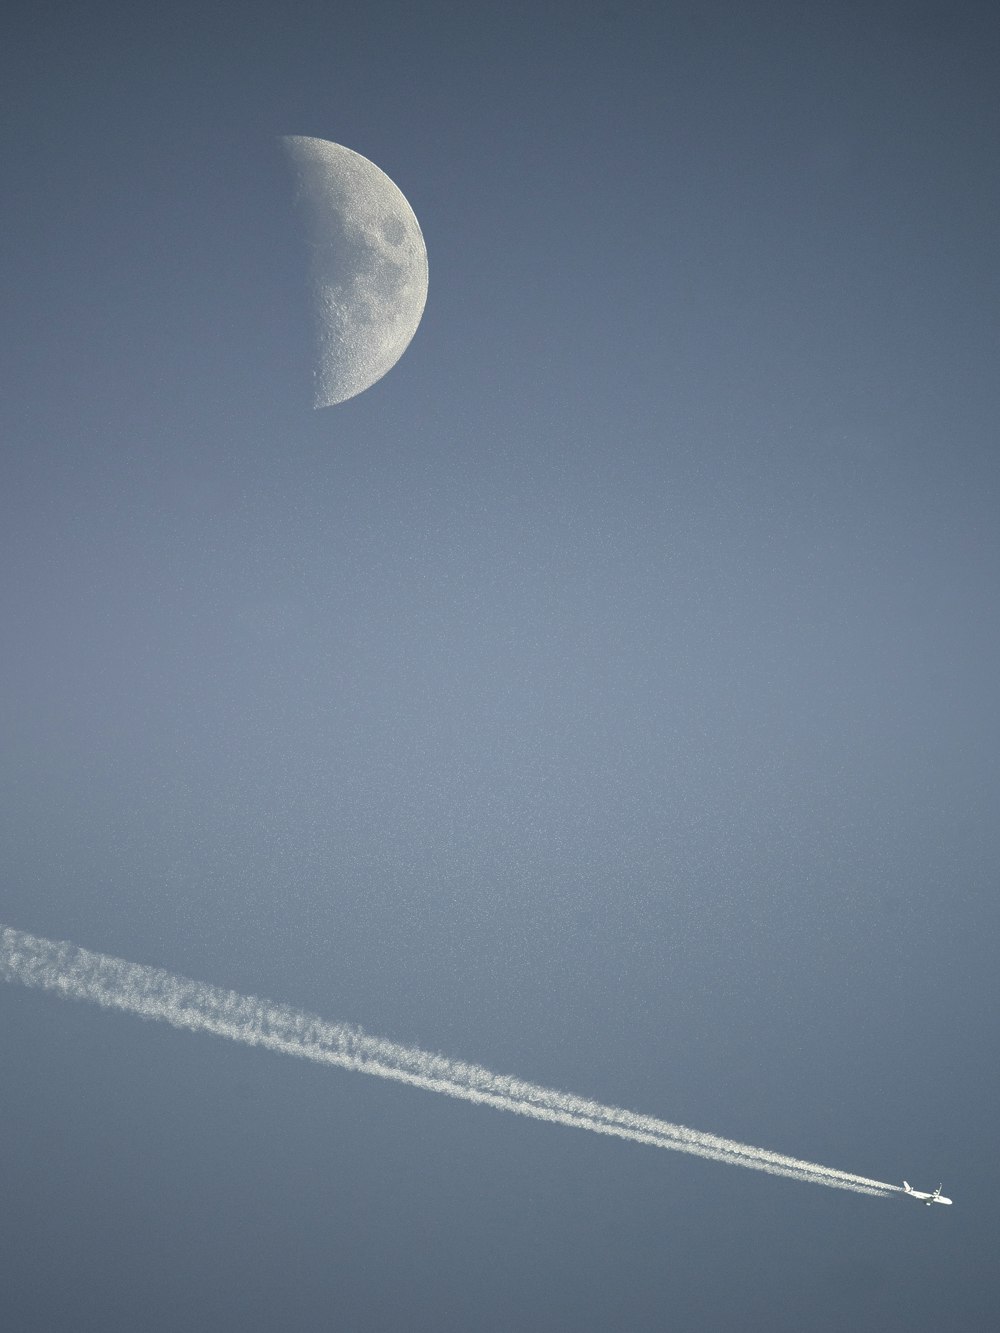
top-left (1, 925), bottom-right (897, 1197)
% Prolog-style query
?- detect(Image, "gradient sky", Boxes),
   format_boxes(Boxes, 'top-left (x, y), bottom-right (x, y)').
top-left (2, 2), bottom-right (998, 1329)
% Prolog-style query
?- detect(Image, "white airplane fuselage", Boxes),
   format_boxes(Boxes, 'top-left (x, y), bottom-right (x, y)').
top-left (903, 1181), bottom-right (952, 1206)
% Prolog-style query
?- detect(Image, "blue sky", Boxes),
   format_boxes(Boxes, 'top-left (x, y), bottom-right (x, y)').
top-left (2, 3), bottom-right (998, 1329)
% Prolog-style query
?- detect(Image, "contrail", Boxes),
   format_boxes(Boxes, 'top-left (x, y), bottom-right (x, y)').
top-left (1, 925), bottom-right (897, 1197)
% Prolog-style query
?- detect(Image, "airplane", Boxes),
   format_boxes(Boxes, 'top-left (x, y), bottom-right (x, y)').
top-left (903, 1181), bottom-right (953, 1206)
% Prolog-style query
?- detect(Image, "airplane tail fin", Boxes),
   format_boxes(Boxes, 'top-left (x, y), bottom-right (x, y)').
top-left (903, 1181), bottom-right (911, 1192)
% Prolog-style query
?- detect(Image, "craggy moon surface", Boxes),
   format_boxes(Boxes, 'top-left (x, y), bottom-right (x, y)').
top-left (283, 136), bottom-right (429, 407)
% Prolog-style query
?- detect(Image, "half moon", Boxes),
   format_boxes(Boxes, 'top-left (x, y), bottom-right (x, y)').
top-left (282, 136), bottom-right (429, 407)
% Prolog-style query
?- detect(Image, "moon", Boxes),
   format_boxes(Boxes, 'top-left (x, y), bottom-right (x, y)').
top-left (282, 136), bottom-right (429, 407)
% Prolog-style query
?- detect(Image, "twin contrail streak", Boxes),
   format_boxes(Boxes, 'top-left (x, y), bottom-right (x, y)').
top-left (1, 925), bottom-right (897, 1197)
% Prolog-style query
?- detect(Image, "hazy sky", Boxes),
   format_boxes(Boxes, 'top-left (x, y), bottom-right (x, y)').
top-left (2, 3), bottom-right (998, 1329)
